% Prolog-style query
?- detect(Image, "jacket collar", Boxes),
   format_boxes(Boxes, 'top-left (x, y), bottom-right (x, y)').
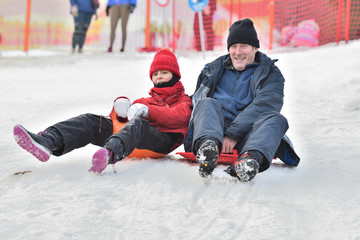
top-left (149, 81), bottom-right (185, 102)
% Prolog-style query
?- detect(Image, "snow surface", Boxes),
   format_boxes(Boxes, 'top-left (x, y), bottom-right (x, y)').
top-left (1, 42), bottom-right (360, 239)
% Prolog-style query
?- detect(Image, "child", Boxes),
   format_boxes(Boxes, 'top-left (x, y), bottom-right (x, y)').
top-left (13, 49), bottom-right (193, 174)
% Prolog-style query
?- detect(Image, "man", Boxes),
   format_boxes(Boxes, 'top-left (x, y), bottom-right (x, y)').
top-left (184, 18), bottom-right (300, 182)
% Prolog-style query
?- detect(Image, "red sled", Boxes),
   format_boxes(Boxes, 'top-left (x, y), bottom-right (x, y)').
top-left (176, 150), bottom-right (238, 165)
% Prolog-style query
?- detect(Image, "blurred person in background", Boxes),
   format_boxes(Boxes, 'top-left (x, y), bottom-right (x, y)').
top-left (106, 0), bottom-right (137, 52)
top-left (70, 0), bottom-right (99, 53)
top-left (193, 0), bottom-right (217, 51)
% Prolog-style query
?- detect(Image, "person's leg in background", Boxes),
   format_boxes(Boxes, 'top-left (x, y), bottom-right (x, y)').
top-left (108, 5), bottom-right (121, 52)
top-left (119, 4), bottom-right (130, 52)
top-left (72, 14), bottom-right (81, 53)
top-left (77, 12), bottom-right (93, 53)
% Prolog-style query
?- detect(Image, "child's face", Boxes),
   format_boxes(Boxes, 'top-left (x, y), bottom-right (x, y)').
top-left (152, 70), bottom-right (173, 85)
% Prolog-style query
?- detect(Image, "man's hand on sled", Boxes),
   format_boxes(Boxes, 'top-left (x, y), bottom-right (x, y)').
top-left (222, 136), bottom-right (237, 154)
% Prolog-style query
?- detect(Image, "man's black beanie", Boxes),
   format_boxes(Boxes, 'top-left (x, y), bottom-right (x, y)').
top-left (227, 18), bottom-right (260, 50)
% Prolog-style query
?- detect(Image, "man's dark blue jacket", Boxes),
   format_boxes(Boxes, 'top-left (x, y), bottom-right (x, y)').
top-left (184, 51), bottom-right (300, 167)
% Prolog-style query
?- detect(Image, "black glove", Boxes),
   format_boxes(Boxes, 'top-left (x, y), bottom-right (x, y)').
top-left (106, 6), bottom-right (110, 16)
top-left (128, 4), bottom-right (136, 13)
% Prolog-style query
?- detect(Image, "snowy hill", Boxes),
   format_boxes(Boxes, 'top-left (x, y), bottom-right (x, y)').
top-left (1, 41), bottom-right (359, 239)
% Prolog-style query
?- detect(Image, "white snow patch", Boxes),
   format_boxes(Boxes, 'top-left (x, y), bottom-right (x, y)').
top-left (1, 41), bottom-right (360, 239)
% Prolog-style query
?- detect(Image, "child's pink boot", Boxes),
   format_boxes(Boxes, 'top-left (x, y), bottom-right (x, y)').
top-left (13, 125), bottom-right (59, 162)
top-left (89, 148), bottom-right (111, 174)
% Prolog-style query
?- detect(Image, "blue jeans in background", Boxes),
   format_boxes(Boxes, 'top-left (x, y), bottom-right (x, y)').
top-left (72, 12), bottom-right (93, 50)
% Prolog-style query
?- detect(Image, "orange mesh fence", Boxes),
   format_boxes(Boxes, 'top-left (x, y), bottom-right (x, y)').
top-left (0, 0), bottom-right (359, 52)
top-left (0, 0), bottom-right (147, 51)
top-left (274, 0), bottom-right (360, 46)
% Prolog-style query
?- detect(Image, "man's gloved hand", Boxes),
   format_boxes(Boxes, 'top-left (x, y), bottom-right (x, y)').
top-left (127, 103), bottom-right (148, 120)
top-left (114, 97), bottom-right (131, 118)
top-left (128, 4), bottom-right (136, 13)
top-left (106, 6), bottom-right (110, 16)
top-left (71, 5), bottom-right (79, 17)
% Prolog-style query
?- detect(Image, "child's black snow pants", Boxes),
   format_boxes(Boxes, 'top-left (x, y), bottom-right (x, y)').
top-left (50, 113), bottom-right (181, 157)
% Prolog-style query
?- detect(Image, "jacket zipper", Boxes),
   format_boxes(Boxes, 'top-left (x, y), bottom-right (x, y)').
top-left (227, 71), bottom-right (241, 111)
top-left (153, 92), bottom-right (177, 107)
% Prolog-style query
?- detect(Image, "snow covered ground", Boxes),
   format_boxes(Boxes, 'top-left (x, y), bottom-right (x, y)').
top-left (1, 42), bottom-right (359, 240)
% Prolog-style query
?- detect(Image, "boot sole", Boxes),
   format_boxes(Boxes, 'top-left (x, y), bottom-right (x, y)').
top-left (89, 148), bottom-right (108, 174)
top-left (199, 162), bottom-right (217, 177)
top-left (233, 159), bottom-right (259, 182)
top-left (13, 125), bottom-right (50, 162)
top-left (196, 146), bottom-right (218, 177)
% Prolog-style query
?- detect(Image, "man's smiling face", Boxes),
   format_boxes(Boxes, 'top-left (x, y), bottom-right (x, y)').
top-left (229, 43), bottom-right (258, 71)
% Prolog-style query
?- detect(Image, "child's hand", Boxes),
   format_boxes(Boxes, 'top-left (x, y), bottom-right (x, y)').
top-left (127, 103), bottom-right (148, 120)
top-left (114, 97), bottom-right (131, 118)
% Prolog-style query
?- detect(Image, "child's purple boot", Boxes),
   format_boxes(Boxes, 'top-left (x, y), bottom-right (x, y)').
top-left (89, 148), bottom-right (112, 174)
top-left (13, 124), bottom-right (60, 162)
top-left (89, 137), bottom-right (125, 174)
